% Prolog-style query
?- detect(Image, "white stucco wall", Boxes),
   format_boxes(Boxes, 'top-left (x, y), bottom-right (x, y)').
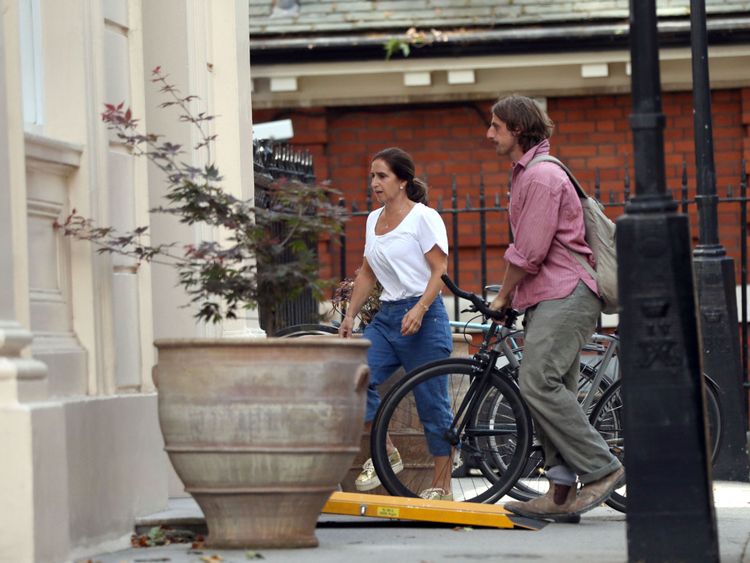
top-left (0, 0), bottom-right (255, 561)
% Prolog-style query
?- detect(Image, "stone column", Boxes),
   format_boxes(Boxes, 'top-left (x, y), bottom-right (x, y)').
top-left (0, 6), bottom-right (57, 561)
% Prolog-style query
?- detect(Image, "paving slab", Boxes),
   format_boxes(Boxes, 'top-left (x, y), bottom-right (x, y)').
top-left (82, 481), bottom-right (750, 563)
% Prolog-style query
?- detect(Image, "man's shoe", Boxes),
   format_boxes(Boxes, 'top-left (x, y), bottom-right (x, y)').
top-left (354, 449), bottom-right (403, 491)
top-left (571, 467), bottom-right (625, 515)
top-left (504, 482), bottom-right (580, 523)
top-left (419, 487), bottom-right (454, 501)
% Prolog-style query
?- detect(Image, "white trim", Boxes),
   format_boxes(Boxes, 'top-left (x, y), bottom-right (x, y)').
top-left (270, 76), bottom-right (298, 92)
top-left (447, 69), bottom-right (476, 85)
top-left (24, 133), bottom-right (83, 170)
top-left (581, 63), bottom-right (609, 78)
top-left (404, 71), bottom-right (431, 87)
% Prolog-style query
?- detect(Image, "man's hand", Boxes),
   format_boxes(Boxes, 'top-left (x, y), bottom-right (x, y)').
top-left (489, 293), bottom-right (509, 312)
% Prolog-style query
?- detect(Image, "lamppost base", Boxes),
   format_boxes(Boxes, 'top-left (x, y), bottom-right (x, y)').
top-left (693, 254), bottom-right (750, 482)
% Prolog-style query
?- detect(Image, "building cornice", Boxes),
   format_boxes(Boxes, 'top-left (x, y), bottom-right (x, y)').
top-left (250, 43), bottom-right (750, 109)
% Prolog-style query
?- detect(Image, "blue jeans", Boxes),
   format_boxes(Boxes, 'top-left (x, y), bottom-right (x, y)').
top-left (363, 295), bottom-right (453, 456)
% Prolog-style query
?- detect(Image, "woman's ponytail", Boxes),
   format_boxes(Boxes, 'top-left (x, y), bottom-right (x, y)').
top-left (408, 177), bottom-right (428, 204)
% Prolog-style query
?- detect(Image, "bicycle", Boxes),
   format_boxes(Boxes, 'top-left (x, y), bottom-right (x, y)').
top-left (447, 324), bottom-right (615, 501)
top-left (279, 316), bottom-right (609, 497)
top-left (508, 329), bottom-right (722, 512)
top-left (368, 274), bottom-right (535, 503)
top-left (279, 283), bottom-right (723, 512)
top-left (370, 275), bottom-right (723, 511)
top-left (586, 356), bottom-right (722, 512)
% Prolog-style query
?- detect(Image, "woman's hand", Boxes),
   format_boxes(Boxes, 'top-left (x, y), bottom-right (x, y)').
top-left (401, 307), bottom-right (425, 336)
top-left (339, 316), bottom-right (355, 338)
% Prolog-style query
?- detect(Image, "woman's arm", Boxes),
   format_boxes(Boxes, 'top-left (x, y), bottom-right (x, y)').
top-left (338, 258), bottom-right (378, 338)
top-left (401, 244), bottom-right (448, 336)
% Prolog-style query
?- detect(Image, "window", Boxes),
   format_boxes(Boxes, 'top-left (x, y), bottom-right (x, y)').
top-left (19, 0), bottom-right (43, 126)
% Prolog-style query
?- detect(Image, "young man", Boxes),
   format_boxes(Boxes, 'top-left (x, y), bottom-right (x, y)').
top-left (486, 95), bottom-right (624, 522)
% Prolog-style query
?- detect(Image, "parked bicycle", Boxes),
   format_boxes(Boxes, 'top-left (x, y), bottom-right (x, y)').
top-left (508, 330), bottom-right (722, 512)
top-left (279, 276), bottom-right (723, 512)
top-left (370, 275), bottom-right (723, 510)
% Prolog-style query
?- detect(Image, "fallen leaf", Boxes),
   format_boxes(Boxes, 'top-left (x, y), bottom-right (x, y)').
top-left (246, 551), bottom-right (265, 559)
top-left (200, 556), bottom-right (223, 562)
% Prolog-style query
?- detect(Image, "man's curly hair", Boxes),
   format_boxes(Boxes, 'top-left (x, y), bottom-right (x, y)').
top-left (491, 95), bottom-right (554, 153)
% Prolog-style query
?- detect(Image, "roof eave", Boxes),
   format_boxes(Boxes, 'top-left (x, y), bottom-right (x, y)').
top-left (249, 16), bottom-right (750, 64)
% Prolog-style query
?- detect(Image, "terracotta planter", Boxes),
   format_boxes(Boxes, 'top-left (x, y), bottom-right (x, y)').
top-left (154, 337), bottom-right (370, 549)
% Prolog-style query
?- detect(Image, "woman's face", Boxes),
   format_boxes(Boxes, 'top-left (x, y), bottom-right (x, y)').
top-left (370, 158), bottom-right (405, 205)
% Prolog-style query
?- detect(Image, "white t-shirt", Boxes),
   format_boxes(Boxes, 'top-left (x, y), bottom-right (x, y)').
top-left (364, 202), bottom-right (449, 302)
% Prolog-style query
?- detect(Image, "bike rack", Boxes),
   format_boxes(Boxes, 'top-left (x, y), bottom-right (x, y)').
top-left (322, 492), bottom-right (546, 530)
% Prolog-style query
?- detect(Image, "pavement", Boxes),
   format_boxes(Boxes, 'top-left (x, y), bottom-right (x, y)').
top-left (82, 481), bottom-right (750, 563)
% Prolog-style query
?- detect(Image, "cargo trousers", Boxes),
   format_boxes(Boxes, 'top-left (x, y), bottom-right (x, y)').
top-left (520, 281), bottom-right (622, 484)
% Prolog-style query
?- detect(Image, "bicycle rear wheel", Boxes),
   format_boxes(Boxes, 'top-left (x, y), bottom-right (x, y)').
top-left (371, 360), bottom-right (532, 503)
top-left (590, 375), bottom-right (722, 513)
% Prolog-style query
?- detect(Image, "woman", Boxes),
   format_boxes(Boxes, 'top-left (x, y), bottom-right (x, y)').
top-left (338, 147), bottom-right (454, 501)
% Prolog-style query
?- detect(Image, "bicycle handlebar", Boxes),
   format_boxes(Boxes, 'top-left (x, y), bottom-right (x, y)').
top-left (440, 274), bottom-right (518, 326)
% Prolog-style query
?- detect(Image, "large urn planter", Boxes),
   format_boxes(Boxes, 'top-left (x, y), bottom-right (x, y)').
top-left (154, 337), bottom-right (370, 549)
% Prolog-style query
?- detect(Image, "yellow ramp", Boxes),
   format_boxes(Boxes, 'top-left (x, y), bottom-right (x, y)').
top-left (322, 492), bottom-right (545, 530)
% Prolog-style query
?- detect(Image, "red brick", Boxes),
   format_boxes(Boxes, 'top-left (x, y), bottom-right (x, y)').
top-left (558, 145), bottom-right (598, 158)
top-left (557, 121), bottom-right (597, 134)
top-left (586, 156), bottom-right (626, 169)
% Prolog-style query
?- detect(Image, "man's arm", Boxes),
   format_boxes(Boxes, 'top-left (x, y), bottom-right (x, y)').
top-left (490, 262), bottom-right (526, 312)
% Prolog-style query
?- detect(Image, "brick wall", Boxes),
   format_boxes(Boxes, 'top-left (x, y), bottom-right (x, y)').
top-left (254, 88), bottom-right (750, 290)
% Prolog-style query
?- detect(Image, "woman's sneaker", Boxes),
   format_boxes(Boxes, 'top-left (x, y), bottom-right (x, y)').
top-left (419, 487), bottom-right (453, 501)
top-left (355, 449), bottom-right (404, 491)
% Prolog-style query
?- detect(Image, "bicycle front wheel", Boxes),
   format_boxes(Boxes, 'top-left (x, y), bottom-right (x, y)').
top-left (371, 360), bottom-right (532, 504)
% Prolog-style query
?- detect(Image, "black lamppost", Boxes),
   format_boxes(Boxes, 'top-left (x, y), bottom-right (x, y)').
top-left (690, 0), bottom-right (750, 481)
top-left (620, 1), bottom-right (719, 560)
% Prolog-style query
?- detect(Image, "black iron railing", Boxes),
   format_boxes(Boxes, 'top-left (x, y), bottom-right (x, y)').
top-left (253, 140), bottom-right (318, 333)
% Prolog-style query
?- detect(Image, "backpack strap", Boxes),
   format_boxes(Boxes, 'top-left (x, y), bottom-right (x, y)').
top-left (526, 155), bottom-right (596, 276)
top-left (526, 155), bottom-right (589, 200)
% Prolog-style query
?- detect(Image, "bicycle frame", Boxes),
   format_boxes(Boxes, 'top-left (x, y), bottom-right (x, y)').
top-left (580, 332), bottom-right (619, 412)
top-left (452, 317), bottom-right (618, 415)
top-left (447, 318), bottom-right (523, 449)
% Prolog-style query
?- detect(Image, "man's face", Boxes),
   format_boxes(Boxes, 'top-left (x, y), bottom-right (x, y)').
top-left (486, 114), bottom-right (520, 159)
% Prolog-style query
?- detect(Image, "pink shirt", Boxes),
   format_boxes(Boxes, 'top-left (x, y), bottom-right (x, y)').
top-left (504, 140), bottom-right (598, 311)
